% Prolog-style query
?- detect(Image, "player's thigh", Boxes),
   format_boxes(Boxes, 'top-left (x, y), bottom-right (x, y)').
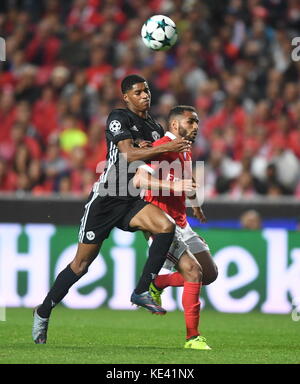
top-left (129, 204), bottom-right (175, 234)
top-left (193, 250), bottom-right (218, 285)
top-left (70, 242), bottom-right (102, 274)
top-left (176, 250), bottom-right (202, 282)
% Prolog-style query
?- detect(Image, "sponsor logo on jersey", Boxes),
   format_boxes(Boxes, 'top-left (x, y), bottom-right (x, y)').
top-left (131, 125), bottom-right (139, 131)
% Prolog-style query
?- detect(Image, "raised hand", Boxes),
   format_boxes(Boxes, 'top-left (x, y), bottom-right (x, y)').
top-left (192, 206), bottom-right (207, 223)
top-left (173, 179), bottom-right (196, 193)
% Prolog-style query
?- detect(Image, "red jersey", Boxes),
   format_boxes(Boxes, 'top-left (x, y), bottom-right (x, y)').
top-left (143, 132), bottom-right (192, 228)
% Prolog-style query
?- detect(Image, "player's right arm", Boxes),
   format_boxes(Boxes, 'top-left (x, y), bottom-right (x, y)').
top-left (106, 110), bottom-right (190, 162)
top-left (118, 138), bottom-right (191, 162)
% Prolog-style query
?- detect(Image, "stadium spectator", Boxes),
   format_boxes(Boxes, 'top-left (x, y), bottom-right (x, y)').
top-left (59, 26), bottom-right (90, 69)
top-left (240, 209), bottom-right (262, 230)
top-left (26, 19), bottom-right (61, 67)
top-left (85, 121), bottom-right (107, 171)
top-left (0, 92), bottom-right (16, 143)
top-left (42, 141), bottom-right (68, 191)
top-left (62, 69), bottom-right (99, 121)
top-left (58, 115), bottom-right (88, 153)
top-left (14, 65), bottom-right (40, 104)
top-left (270, 143), bottom-right (300, 194)
top-left (229, 170), bottom-right (256, 199)
top-left (0, 158), bottom-right (16, 191)
top-left (32, 86), bottom-right (59, 142)
top-left (86, 47), bottom-right (113, 90)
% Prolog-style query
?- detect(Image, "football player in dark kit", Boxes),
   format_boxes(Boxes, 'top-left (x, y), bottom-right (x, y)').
top-left (32, 74), bottom-right (193, 344)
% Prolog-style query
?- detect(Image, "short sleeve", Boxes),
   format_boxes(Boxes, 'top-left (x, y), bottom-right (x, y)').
top-left (139, 163), bottom-right (155, 175)
top-left (106, 110), bottom-right (133, 145)
top-left (139, 154), bottom-right (164, 175)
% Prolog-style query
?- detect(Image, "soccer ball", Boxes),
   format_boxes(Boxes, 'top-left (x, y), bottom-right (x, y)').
top-left (141, 15), bottom-right (178, 51)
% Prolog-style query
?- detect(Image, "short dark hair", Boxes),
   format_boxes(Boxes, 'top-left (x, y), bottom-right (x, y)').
top-left (121, 74), bottom-right (147, 94)
top-left (167, 105), bottom-right (196, 122)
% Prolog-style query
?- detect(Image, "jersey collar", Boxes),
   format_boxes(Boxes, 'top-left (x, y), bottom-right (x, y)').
top-left (165, 131), bottom-right (177, 140)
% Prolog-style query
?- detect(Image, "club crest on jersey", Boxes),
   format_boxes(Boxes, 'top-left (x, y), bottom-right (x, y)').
top-left (152, 131), bottom-right (160, 141)
top-left (109, 120), bottom-right (122, 135)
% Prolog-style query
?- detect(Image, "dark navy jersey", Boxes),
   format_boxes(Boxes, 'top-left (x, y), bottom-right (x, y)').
top-left (94, 108), bottom-right (164, 199)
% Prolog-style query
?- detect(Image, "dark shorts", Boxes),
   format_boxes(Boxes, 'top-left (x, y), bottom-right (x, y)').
top-left (78, 192), bottom-right (149, 244)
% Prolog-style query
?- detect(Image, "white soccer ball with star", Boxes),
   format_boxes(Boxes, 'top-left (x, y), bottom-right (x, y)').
top-left (141, 15), bottom-right (178, 51)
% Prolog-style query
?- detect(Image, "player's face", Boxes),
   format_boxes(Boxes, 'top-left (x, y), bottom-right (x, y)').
top-left (178, 111), bottom-right (199, 142)
top-left (124, 82), bottom-right (151, 112)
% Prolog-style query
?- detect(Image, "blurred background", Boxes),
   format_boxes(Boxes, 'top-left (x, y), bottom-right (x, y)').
top-left (0, 0), bottom-right (299, 313)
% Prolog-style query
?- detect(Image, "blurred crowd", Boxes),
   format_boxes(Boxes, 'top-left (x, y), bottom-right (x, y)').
top-left (0, 0), bottom-right (300, 198)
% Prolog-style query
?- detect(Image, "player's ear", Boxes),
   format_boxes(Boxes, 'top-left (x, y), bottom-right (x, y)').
top-left (123, 93), bottom-right (129, 104)
top-left (170, 118), bottom-right (179, 132)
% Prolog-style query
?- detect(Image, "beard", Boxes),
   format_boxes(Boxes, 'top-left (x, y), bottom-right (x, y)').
top-left (186, 134), bottom-right (196, 143)
top-left (178, 125), bottom-right (197, 143)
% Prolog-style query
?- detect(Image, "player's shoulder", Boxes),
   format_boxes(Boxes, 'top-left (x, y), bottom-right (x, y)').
top-left (106, 109), bottom-right (132, 133)
top-left (107, 108), bottom-right (130, 121)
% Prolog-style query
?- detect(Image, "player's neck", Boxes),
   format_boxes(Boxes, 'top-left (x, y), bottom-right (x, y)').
top-left (168, 130), bottom-right (180, 140)
top-left (128, 107), bottom-right (148, 119)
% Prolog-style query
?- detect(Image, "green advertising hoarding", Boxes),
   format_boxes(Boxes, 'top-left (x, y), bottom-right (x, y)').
top-left (0, 223), bottom-right (300, 314)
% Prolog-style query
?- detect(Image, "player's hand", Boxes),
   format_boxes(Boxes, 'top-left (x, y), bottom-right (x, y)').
top-left (163, 138), bottom-right (191, 153)
top-left (192, 206), bottom-right (207, 223)
top-left (135, 140), bottom-right (153, 148)
top-left (173, 179), bottom-right (196, 193)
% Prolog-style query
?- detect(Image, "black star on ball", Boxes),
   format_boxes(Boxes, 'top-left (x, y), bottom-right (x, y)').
top-left (161, 36), bottom-right (171, 47)
top-left (145, 32), bottom-right (154, 42)
top-left (157, 18), bottom-right (168, 31)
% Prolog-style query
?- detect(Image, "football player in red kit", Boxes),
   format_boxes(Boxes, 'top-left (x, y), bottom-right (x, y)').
top-left (134, 105), bottom-right (218, 350)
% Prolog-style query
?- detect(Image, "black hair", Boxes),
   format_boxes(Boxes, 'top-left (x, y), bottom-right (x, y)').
top-left (167, 105), bottom-right (196, 122)
top-left (121, 74), bottom-right (147, 94)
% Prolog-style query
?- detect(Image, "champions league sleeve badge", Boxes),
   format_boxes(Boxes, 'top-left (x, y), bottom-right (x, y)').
top-left (109, 120), bottom-right (123, 135)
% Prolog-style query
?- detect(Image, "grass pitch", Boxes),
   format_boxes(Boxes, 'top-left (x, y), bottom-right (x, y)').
top-left (0, 307), bottom-right (299, 364)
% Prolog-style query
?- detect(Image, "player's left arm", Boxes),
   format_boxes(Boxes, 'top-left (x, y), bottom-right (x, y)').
top-left (187, 176), bottom-right (207, 223)
top-left (190, 205), bottom-right (207, 223)
top-left (133, 167), bottom-right (195, 193)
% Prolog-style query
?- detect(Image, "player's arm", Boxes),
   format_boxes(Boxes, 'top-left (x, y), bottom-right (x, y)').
top-left (187, 176), bottom-right (207, 223)
top-left (133, 167), bottom-right (195, 193)
top-left (118, 138), bottom-right (191, 162)
top-left (190, 205), bottom-right (207, 223)
top-left (106, 111), bottom-right (191, 162)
